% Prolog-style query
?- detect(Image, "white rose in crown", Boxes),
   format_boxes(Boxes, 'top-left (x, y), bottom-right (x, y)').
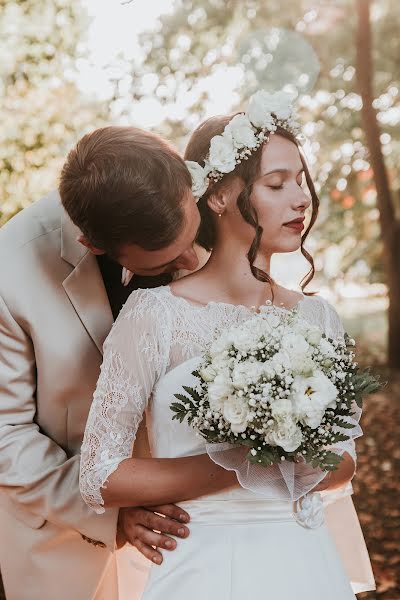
top-left (223, 395), bottom-right (250, 433)
top-left (224, 114), bottom-right (258, 149)
top-left (208, 134), bottom-right (236, 173)
top-left (246, 91), bottom-right (278, 130)
top-left (266, 90), bottom-right (296, 121)
top-left (185, 160), bottom-right (210, 199)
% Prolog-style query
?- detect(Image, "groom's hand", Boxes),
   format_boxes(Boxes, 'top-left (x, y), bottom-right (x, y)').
top-left (117, 504), bottom-right (190, 564)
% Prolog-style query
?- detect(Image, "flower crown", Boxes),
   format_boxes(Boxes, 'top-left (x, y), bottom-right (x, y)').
top-left (186, 90), bottom-right (302, 200)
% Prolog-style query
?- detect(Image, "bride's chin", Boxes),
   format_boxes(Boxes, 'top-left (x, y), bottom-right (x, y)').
top-left (268, 241), bottom-right (302, 254)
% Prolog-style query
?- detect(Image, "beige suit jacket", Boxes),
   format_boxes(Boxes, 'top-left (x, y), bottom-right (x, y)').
top-left (0, 192), bottom-right (146, 599)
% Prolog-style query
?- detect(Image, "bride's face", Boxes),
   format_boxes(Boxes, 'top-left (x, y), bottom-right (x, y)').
top-left (222, 134), bottom-right (311, 256)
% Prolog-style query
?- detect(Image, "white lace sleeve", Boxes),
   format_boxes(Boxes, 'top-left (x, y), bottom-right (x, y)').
top-left (79, 289), bottom-right (170, 514)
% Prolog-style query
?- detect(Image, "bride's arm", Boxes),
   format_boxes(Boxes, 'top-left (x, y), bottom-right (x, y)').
top-left (102, 454), bottom-right (238, 509)
top-left (79, 290), bottom-right (238, 514)
top-left (314, 451), bottom-right (356, 492)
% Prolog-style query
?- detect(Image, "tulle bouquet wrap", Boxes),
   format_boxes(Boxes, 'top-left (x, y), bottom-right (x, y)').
top-left (171, 304), bottom-right (381, 473)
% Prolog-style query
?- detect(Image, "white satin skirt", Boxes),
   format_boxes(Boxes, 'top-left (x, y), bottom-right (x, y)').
top-left (139, 497), bottom-right (356, 600)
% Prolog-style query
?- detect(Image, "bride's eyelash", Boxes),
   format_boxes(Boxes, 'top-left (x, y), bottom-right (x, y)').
top-left (269, 184), bottom-right (283, 191)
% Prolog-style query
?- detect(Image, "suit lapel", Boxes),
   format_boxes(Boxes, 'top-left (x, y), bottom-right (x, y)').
top-left (61, 212), bottom-right (113, 354)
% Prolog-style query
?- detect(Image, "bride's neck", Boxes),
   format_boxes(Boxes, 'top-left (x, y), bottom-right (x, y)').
top-left (197, 238), bottom-right (274, 306)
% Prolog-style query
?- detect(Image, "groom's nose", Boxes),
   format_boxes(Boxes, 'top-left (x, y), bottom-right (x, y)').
top-left (173, 248), bottom-right (199, 272)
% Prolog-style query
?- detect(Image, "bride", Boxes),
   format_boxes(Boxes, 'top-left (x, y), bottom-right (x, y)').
top-left (80, 92), bottom-right (360, 599)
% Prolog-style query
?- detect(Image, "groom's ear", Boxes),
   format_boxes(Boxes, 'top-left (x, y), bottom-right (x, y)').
top-left (77, 235), bottom-right (106, 256)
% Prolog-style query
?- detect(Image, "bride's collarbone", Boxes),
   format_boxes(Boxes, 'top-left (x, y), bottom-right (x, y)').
top-left (167, 282), bottom-right (305, 311)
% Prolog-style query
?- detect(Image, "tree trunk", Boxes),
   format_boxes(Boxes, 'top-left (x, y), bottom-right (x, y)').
top-left (355, 0), bottom-right (400, 369)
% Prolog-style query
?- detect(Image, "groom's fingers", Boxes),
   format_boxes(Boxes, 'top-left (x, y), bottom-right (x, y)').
top-left (131, 537), bottom-right (164, 565)
top-left (134, 524), bottom-right (177, 553)
top-left (149, 503), bottom-right (191, 523)
top-left (140, 509), bottom-right (190, 539)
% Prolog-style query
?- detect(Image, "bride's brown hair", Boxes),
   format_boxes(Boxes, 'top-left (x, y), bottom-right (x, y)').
top-left (184, 115), bottom-right (319, 294)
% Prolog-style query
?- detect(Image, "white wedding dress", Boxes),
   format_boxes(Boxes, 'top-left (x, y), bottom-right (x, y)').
top-left (80, 286), bottom-right (366, 599)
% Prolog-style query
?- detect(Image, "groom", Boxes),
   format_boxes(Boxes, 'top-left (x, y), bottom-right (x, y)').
top-left (0, 126), bottom-right (202, 600)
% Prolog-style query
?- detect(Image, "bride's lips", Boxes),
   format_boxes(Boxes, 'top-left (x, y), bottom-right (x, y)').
top-left (283, 217), bottom-right (305, 232)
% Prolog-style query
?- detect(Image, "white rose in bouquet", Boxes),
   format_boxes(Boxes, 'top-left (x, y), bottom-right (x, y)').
top-left (262, 362), bottom-right (276, 380)
top-left (281, 332), bottom-right (310, 360)
top-left (319, 338), bottom-right (336, 357)
top-left (232, 360), bottom-right (263, 390)
top-left (209, 330), bottom-right (233, 357)
top-left (208, 372), bottom-right (233, 411)
top-left (224, 114), bottom-right (257, 149)
top-left (199, 364), bottom-right (217, 383)
top-left (223, 395), bottom-right (250, 433)
top-left (270, 397), bottom-right (293, 419)
top-left (290, 371), bottom-right (338, 428)
top-left (291, 356), bottom-right (316, 377)
top-left (266, 417), bottom-right (303, 452)
top-left (208, 134), bottom-right (236, 173)
top-left (306, 325), bottom-right (323, 346)
top-left (271, 350), bottom-right (292, 374)
top-left (231, 326), bottom-right (258, 353)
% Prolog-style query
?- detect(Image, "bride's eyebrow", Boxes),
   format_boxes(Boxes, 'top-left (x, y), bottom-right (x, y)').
top-left (260, 168), bottom-right (304, 178)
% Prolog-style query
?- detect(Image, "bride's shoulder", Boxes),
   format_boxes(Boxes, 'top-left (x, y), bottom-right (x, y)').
top-left (120, 285), bottom-right (173, 321)
top-left (301, 294), bottom-right (345, 339)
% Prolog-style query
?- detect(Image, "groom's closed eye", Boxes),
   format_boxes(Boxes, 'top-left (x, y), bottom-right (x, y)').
top-left (144, 225), bottom-right (202, 273)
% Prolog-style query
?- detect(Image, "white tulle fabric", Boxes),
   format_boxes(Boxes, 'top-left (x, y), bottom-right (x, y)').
top-left (80, 286), bottom-right (361, 514)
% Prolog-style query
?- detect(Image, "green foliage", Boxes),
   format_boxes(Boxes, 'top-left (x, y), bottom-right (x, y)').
top-left (352, 368), bottom-right (385, 408)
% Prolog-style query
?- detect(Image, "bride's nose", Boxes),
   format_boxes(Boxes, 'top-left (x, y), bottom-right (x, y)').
top-left (174, 248), bottom-right (199, 272)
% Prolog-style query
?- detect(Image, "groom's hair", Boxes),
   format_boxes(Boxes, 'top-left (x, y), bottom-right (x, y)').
top-left (59, 126), bottom-right (191, 256)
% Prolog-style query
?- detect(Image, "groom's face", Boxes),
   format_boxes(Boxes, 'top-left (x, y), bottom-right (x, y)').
top-left (117, 194), bottom-right (201, 276)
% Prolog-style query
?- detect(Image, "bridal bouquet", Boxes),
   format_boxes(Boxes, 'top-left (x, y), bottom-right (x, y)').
top-left (171, 304), bottom-right (381, 472)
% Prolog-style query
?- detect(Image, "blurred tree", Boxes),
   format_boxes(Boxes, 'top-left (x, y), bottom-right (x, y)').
top-left (355, 0), bottom-right (400, 365)
top-left (0, 0), bottom-right (106, 225)
top-left (130, 0), bottom-right (399, 365)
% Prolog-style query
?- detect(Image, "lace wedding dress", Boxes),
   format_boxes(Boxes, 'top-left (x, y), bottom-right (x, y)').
top-left (80, 286), bottom-right (364, 599)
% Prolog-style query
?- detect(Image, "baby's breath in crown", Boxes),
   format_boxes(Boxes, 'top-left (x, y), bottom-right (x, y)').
top-left (186, 90), bottom-right (302, 200)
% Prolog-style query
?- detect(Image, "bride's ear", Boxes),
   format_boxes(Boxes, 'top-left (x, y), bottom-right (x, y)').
top-left (207, 189), bottom-right (228, 217)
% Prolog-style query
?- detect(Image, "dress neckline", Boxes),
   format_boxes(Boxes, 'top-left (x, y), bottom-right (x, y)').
top-left (162, 284), bottom-right (308, 314)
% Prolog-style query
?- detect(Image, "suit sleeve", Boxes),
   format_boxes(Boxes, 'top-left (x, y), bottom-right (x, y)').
top-left (0, 293), bottom-right (118, 551)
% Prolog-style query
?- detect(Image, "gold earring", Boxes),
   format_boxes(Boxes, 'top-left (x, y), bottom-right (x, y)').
top-left (218, 212), bottom-right (222, 218)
